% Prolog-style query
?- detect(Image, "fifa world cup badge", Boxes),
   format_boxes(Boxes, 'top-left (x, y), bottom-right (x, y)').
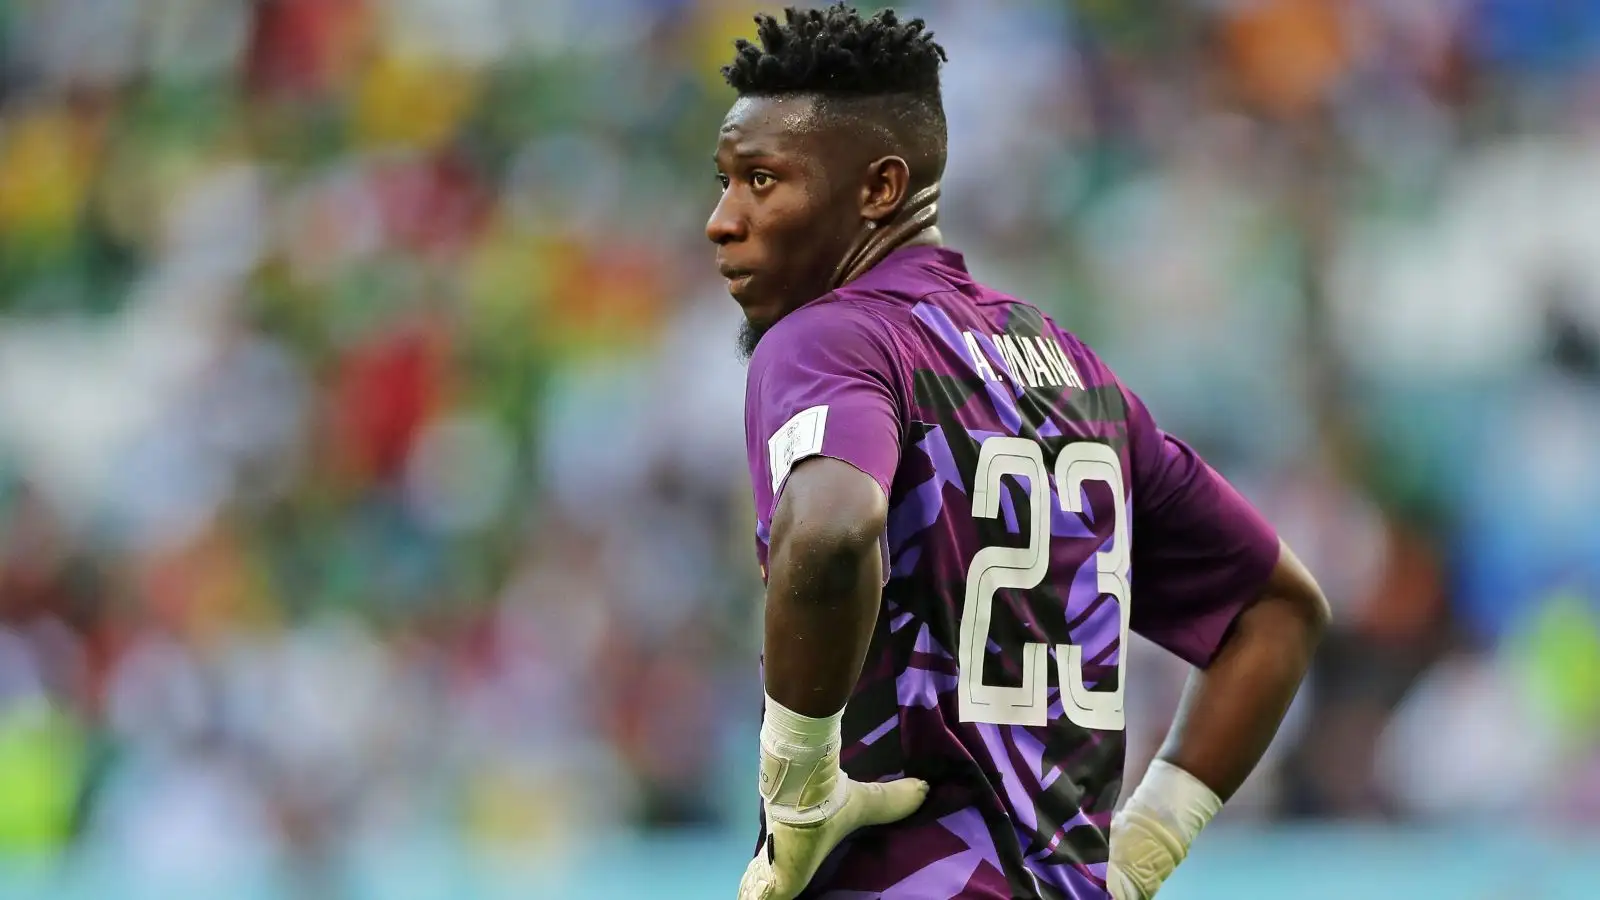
top-left (777, 429), bottom-right (801, 471)
top-left (768, 405), bottom-right (830, 491)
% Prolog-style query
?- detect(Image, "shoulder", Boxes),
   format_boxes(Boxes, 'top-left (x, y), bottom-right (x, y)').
top-left (983, 287), bottom-right (1125, 397)
top-left (748, 294), bottom-right (907, 386)
top-left (1048, 325), bottom-right (1120, 393)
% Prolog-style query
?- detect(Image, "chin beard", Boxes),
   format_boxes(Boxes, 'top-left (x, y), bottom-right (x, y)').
top-left (736, 318), bottom-right (767, 362)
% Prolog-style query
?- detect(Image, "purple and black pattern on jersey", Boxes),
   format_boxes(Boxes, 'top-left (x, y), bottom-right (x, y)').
top-left (743, 246), bottom-right (1280, 900)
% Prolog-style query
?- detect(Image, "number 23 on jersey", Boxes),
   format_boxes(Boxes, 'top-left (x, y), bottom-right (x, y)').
top-left (958, 437), bottom-right (1129, 732)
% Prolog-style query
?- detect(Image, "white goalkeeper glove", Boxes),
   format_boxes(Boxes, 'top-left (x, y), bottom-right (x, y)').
top-left (1107, 759), bottom-right (1222, 900)
top-left (736, 695), bottom-right (928, 900)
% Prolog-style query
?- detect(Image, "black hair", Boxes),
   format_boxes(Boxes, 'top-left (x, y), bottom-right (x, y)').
top-left (721, 4), bottom-right (947, 98)
top-left (721, 4), bottom-right (949, 182)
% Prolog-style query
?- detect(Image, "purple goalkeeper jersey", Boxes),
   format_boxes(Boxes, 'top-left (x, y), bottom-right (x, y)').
top-left (743, 246), bottom-right (1280, 900)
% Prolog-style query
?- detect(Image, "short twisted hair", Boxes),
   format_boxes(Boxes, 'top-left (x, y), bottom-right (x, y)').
top-left (721, 4), bottom-right (947, 98)
top-left (721, 4), bottom-right (948, 182)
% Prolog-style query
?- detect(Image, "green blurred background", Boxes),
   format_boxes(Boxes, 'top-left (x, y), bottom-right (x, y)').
top-left (0, 0), bottom-right (1599, 896)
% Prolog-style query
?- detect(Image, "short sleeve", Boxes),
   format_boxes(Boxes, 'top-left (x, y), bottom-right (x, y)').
top-left (1122, 383), bottom-right (1281, 668)
top-left (744, 303), bottom-right (904, 529)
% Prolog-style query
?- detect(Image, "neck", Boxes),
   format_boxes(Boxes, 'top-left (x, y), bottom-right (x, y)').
top-left (830, 183), bottom-right (943, 290)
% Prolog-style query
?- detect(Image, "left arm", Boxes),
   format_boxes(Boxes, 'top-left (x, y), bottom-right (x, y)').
top-left (741, 463), bottom-right (927, 900)
top-left (735, 307), bottom-right (927, 900)
top-left (762, 457), bottom-right (888, 718)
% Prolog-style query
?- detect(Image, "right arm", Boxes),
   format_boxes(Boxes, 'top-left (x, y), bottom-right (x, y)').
top-left (1156, 542), bottom-right (1329, 803)
top-left (1108, 388), bottom-right (1328, 899)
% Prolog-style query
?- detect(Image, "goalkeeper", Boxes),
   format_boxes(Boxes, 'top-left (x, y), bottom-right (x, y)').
top-left (709, 6), bottom-right (1331, 898)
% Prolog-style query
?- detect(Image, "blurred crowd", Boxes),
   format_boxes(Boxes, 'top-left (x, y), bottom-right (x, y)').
top-left (0, 0), bottom-right (1599, 886)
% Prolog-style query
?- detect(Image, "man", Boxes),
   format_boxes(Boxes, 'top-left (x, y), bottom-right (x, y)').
top-left (709, 6), bottom-right (1330, 899)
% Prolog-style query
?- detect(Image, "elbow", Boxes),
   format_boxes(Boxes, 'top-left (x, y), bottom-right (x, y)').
top-left (1268, 540), bottom-right (1332, 646)
top-left (1285, 578), bottom-right (1332, 646)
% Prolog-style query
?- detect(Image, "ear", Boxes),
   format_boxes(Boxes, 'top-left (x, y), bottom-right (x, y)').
top-left (859, 156), bottom-right (913, 226)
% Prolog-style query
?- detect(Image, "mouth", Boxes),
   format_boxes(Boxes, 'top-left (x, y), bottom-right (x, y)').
top-left (718, 264), bottom-right (755, 297)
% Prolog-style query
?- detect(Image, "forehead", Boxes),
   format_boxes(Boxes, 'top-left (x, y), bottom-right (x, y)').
top-left (716, 95), bottom-right (828, 159)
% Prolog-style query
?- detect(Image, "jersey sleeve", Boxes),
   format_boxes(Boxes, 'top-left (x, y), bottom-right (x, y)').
top-left (1122, 383), bottom-right (1281, 668)
top-left (744, 303), bottom-right (905, 528)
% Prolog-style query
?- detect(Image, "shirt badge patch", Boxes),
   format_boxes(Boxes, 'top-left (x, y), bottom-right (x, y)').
top-left (768, 405), bottom-right (829, 493)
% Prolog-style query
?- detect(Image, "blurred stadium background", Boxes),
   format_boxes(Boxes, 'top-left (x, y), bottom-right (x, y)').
top-left (0, 0), bottom-right (1598, 897)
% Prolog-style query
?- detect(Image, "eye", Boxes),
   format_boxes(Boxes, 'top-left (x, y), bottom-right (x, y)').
top-left (751, 172), bottom-right (776, 190)
top-left (715, 173), bottom-right (730, 191)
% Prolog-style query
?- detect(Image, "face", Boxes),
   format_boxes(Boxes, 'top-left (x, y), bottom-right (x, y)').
top-left (708, 96), bottom-right (862, 357)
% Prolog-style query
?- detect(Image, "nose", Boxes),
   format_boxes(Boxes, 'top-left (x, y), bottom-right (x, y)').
top-left (706, 191), bottom-right (745, 246)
